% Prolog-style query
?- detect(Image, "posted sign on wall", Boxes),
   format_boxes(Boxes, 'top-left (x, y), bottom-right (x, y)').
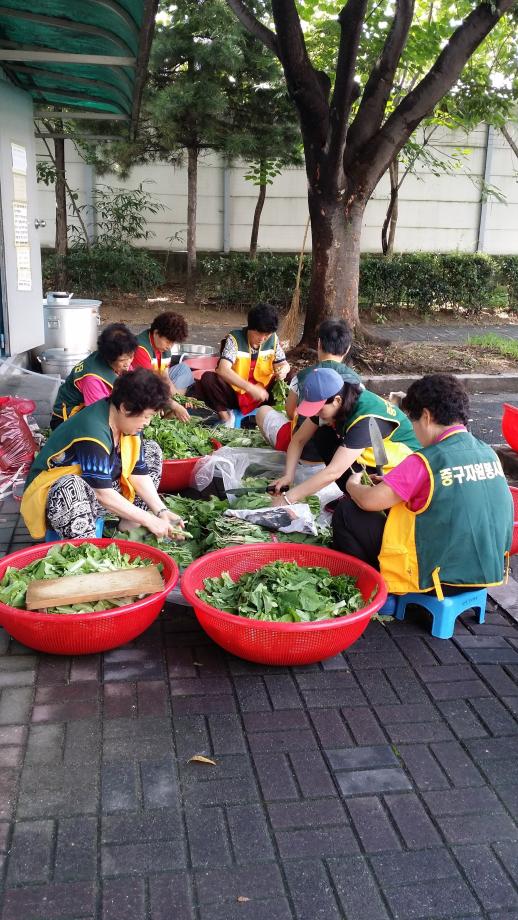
top-left (11, 142), bottom-right (31, 291)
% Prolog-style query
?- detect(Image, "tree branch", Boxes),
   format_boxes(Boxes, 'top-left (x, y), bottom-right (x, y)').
top-left (346, 0), bottom-right (414, 167)
top-left (270, 0), bottom-right (331, 144)
top-left (225, 0), bottom-right (279, 57)
top-left (353, 0), bottom-right (516, 194)
top-left (501, 124), bottom-right (518, 160)
top-left (327, 0), bottom-right (368, 180)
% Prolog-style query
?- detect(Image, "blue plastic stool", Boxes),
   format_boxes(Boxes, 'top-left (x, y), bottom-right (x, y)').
top-left (394, 588), bottom-right (487, 639)
top-left (45, 517), bottom-right (104, 542)
top-left (232, 408), bottom-right (258, 429)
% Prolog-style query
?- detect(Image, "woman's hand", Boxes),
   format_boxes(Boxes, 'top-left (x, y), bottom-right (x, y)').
top-left (346, 472), bottom-right (363, 494)
top-left (146, 512), bottom-right (185, 541)
top-left (270, 475), bottom-right (292, 494)
top-left (247, 383), bottom-right (270, 403)
top-left (170, 401), bottom-right (190, 423)
top-left (274, 361), bottom-right (290, 380)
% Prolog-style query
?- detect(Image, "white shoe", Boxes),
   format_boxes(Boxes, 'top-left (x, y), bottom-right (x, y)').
top-left (223, 410), bottom-right (235, 428)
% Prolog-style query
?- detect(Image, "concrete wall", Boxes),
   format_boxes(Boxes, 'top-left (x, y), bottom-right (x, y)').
top-left (35, 122), bottom-right (518, 256)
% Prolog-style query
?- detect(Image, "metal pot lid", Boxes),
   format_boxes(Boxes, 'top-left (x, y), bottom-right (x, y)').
top-left (39, 348), bottom-right (89, 359)
top-left (43, 299), bottom-right (102, 309)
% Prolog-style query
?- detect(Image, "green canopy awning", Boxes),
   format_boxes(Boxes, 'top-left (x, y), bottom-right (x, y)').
top-left (0, 0), bottom-right (158, 135)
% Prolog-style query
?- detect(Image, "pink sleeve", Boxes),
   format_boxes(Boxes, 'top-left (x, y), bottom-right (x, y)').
top-left (383, 454), bottom-right (431, 512)
top-left (76, 375), bottom-right (112, 405)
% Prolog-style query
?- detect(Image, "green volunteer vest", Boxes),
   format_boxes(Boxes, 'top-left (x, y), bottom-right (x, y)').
top-left (298, 359), bottom-right (361, 391)
top-left (135, 329), bottom-right (172, 371)
top-left (414, 431), bottom-right (513, 588)
top-left (27, 398), bottom-right (114, 488)
top-left (52, 351), bottom-right (117, 421)
top-left (339, 388), bottom-right (419, 471)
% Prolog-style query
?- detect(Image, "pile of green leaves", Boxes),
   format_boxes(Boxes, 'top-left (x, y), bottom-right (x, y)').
top-left (197, 561), bottom-right (367, 622)
top-left (107, 526), bottom-right (200, 569)
top-left (210, 426), bottom-right (267, 448)
top-left (0, 542), bottom-right (153, 614)
top-left (144, 416), bottom-right (217, 459)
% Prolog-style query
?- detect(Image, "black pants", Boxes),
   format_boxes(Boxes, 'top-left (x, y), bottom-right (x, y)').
top-left (332, 496), bottom-right (386, 568)
top-left (332, 495), bottom-right (468, 597)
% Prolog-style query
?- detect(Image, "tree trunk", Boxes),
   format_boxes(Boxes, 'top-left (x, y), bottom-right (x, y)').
top-left (186, 145), bottom-right (198, 302)
top-left (249, 180), bottom-right (266, 258)
top-left (54, 134), bottom-right (67, 289)
top-left (301, 197), bottom-right (365, 347)
top-left (382, 157), bottom-right (399, 255)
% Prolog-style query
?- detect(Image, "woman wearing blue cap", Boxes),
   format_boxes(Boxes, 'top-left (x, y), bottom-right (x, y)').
top-left (270, 366), bottom-right (419, 505)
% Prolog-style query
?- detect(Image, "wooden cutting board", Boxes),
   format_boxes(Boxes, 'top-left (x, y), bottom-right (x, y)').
top-left (26, 565), bottom-right (163, 610)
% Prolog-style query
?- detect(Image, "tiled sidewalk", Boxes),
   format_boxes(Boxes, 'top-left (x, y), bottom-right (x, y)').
top-left (1, 504), bottom-right (518, 919)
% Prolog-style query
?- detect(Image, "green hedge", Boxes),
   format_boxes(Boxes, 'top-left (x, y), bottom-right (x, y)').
top-left (199, 251), bottom-right (518, 315)
top-left (42, 244), bottom-right (165, 294)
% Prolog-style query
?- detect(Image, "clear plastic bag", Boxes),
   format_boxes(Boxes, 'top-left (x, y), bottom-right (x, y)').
top-left (192, 445), bottom-right (342, 510)
top-left (0, 396), bottom-right (37, 499)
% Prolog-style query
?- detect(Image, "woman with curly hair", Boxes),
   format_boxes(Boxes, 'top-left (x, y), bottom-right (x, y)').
top-left (50, 323), bottom-right (138, 429)
top-left (132, 311), bottom-right (194, 423)
top-left (341, 374), bottom-right (513, 598)
top-left (22, 369), bottom-right (185, 541)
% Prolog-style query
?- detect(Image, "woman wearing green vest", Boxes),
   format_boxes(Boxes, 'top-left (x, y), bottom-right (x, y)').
top-left (341, 374), bottom-right (512, 597)
top-left (131, 311), bottom-right (194, 423)
top-left (195, 303), bottom-right (290, 426)
top-left (50, 323), bottom-right (139, 429)
top-left (270, 367), bottom-right (419, 506)
top-left (21, 369), bottom-right (185, 542)
top-left (258, 319), bottom-right (362, 453)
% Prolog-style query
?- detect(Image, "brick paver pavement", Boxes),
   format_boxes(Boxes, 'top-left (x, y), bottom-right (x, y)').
top-left (1, 495), bottom-right (518, 919)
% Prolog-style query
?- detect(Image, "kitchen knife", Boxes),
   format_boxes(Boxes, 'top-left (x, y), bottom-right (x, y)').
top-left (226, 484), bottom-right (289, 497)
top-left (368, 417), bottom-right (389, 476)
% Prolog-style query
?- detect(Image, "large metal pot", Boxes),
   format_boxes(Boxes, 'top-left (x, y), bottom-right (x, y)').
top-left (42, 298), bottom-right (101, 352)
top-left (37, 349), bottom-right (89, 379)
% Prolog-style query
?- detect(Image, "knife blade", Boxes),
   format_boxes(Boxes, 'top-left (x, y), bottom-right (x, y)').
top-left (368, 417), bottom-right (389, 476)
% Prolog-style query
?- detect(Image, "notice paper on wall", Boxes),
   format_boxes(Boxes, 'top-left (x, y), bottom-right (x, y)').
top-left (16, 246), bottom-right (32, 291)
top-left (11, 143), bottom-right (27, 175)
top-left (13, 202), bottom-right (29, 245)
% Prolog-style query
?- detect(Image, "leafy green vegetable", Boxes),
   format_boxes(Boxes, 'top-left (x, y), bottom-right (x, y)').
top-left (197, 560), bottom-right (368, 622)
top-left (272, 378), bottom-right (290, 413)
top-left (172, 395), bottom-right (208, 408)
top-left (0, 542), bottom-right (153, 614)
top-left (107, 526), bottom-right (200, 568)
top-left (209, 426), bottom-right (268, 448)
top-left (144, 416), bottom-right (217, 459)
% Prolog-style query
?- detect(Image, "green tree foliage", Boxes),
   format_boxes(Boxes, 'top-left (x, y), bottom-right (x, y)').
top-left (227, 0), bottom-right (518, 341)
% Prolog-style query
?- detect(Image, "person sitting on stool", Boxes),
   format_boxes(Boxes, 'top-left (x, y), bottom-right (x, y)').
top-left (340, 373), bottom-right (513, 598)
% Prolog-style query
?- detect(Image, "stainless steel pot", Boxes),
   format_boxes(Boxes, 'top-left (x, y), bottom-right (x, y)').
top-left (179, 343), bottom-right (217, 356)
top-left (37, 349), bottom-right (89, 379)
top-left (42, 298), bottom-right (101, 352)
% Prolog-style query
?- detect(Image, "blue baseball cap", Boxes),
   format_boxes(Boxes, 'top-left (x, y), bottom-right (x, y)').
top-left (298, 367), bottom-right (345, 416)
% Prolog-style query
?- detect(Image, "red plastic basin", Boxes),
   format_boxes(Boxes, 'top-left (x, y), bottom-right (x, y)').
top-left (0, 538), bottom-right (179, 655)
top-left (502, 403), bottom-right (518, 452)
top-left (181, 543), bottom-right (387, 666)
top-left (159, 439), bottom-right (221, 492)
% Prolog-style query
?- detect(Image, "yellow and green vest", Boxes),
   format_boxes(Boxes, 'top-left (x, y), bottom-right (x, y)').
top-left (342, 389), bottom-right (420, 472)
top-left (135, 329), bottom-right (171, 374)
top-left (22, 399), bottom-right (141, 539)
top-left (379, 430), bottom-right (513, 596)
top-left (52, 351), bottom-right (117, 423)
top-left (228, 327), bottom-right (277, 394)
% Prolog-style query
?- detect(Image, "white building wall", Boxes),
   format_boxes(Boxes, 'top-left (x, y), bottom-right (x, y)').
top-left (35, 122), bottom-right (518, 255)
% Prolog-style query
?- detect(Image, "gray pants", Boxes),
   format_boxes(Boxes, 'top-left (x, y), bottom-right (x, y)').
top-left (169, 362), bottom-right (194, 391)
top-left (46, 440), bottom-right (162, 539)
